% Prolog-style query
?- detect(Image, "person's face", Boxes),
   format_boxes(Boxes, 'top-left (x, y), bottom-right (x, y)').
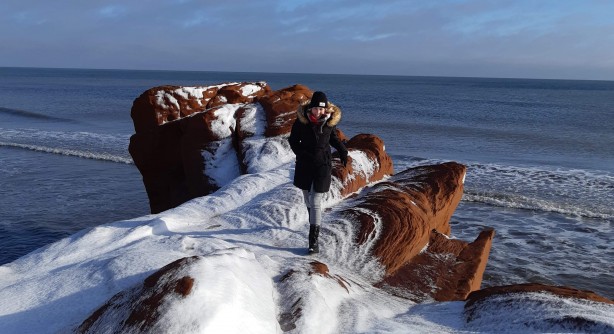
top-left (310, 107), bottom-right (326, 117)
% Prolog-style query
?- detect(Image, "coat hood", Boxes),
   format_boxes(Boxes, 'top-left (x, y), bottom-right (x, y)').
top-left (296, 101), bottom-right (342, 127)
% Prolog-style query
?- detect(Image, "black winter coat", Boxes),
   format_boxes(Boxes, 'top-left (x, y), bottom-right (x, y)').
top-left (288, 103), bottom-right (348, 192)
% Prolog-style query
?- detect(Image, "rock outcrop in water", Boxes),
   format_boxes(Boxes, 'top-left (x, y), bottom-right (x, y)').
top-left (121, 82), bottom-right (614, 332)
top-left (129, 82), bottom-right (272, 213)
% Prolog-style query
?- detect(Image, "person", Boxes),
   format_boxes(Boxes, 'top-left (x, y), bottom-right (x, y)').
top-left (288, 91), bottom-right (348, 254)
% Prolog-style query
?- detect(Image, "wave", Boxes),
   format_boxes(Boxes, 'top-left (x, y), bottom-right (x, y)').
top-left (0, 128), bottom-right (133, 162)
top-left (0, 106), bottom-right (75, 122)
top-left (0, 141), bottom-right (133, 164)
top-left (465, 163), bottom-right (614, 219)
top-left (394, 156), bottom-right (614, 220)
top-left (462, 191), bottom-right (613, 220)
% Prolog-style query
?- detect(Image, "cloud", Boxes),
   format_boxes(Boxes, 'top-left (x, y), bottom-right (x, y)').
top-left (1, 0), bottom-right (614, 79)
top-left (98, 5), bottom-right (127, 19)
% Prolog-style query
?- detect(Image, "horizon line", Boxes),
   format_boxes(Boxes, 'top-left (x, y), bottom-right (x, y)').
top-left (1, 65), bottom-right (613, 83)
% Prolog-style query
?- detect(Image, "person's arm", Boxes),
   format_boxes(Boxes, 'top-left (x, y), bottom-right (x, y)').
top-left (288, 120), bottom-right (301, 156)
top-left (329, 127), bottom-right (348, 166)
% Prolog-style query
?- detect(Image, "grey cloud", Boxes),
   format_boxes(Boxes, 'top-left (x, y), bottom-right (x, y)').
top-left (1, 0), bottom-right (614, 80)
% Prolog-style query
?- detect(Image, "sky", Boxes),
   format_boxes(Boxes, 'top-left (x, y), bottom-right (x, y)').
top-left (2, 0), bottom-right (614, 80)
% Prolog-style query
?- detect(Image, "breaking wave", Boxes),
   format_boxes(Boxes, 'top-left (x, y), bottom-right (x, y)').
top-left (0, 142), bottom-right (133, 164)
top-left (0, 129), bottom-right (133, 164)
top-left (395, 156), bottom-right (614, 220)
top-left (0, 106), bottom-right (74, 122)
top-left (462, 191), bottom-right (612, 220)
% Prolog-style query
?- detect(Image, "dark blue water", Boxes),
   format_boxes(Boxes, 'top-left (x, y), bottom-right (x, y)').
top-left (1, 67), bottom-right (613, 298)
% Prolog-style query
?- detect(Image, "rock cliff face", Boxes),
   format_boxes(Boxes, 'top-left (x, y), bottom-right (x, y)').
top-left (129, 82), bottom-right (272, 213)
top-left (129, 83), bottom-right (367, 214)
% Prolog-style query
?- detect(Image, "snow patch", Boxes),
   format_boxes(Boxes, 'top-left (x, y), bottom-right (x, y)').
top-left (203, 138), bottom-right (241, 187)
top-left (240, 84), bottom-right (263, 97)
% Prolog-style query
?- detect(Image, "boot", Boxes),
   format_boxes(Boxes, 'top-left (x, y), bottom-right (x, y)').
top-left (308, 224), bottom-right (320, 254)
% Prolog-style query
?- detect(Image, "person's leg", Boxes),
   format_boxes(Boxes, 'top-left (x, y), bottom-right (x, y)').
top-left (309, 191), bottom-right (323, 226)
top-left (308, 186), bottom-right (324, 253)
top-left (302, 189), bottom-right (311, 222)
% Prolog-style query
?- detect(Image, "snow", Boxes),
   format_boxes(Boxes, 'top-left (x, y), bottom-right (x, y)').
top-left (211, 103), bottom-right (239, 138)
top-left (1, 102), bottom-right (613, 334)
top-left (203, 138), bottom-right (241, 187)
top-left (173, 87), bottom-right (210, 105)
top-left (153, 82), bottom-right (240, 111)
top-left (240, 83), bottom-right (263, 97)
top-left (161, 248), bottom-right (281, 334)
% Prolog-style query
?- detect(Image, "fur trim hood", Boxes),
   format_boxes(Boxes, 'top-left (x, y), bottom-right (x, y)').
top-left (296, 101), bottom-right (342, 127)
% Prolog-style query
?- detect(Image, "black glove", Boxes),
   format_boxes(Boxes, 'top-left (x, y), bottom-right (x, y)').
top-left (340, 151), bottom-right (348, 167)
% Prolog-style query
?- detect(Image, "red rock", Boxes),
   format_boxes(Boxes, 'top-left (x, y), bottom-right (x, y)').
top-left (129, 81), bottom-right (395, 214)
top-left (345, 162), bottom-right (467, 276)
top-left (258, 84), bottom-right (312, 137)
top-left (309, 261), bottom-right (350, 293)
top-left (332, 134), bottom-right (394, 197)
top-left (206, 82), bottom-right (270, 109)
top-left (378, 229), bottom-right (495, 301)
top-left (131, 85), bottom-right (220, 133)
top-left (77, 256), bottom-right (199, 333)
top-left (129, 82), bottom-right (269, 213)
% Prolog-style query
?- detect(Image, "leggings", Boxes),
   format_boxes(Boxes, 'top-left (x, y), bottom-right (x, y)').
top-left (302, 186), bottom-right (324, 226)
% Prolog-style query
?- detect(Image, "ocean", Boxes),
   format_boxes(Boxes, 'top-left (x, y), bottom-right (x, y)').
top-left (1, 67), bottom-right (612, 299)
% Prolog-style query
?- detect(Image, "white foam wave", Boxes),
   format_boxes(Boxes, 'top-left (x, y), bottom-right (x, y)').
top-left (463, 191), bottom-right (613, 220)
top-left (0, 142), bottom-right (133, 164)
top-left (394, 156), bottom-right (614, 219)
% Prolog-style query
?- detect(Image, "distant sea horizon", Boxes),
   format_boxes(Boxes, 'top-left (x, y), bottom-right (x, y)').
top-left (3, 65), bottom-right (613, 83)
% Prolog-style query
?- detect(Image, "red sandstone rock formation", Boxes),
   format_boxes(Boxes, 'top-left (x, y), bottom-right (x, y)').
top-left (77, 256), bottom-right (199, 333)
top-left (129, 82), bottom-right (393, 214)
top-left (129, 82), bottom-right (270, 213)
top-left (334, 162), bottom-right (491, 301)
top-left (346, 162), bottom-right (467, 275)
top-left (332, 134), bottom-right (394, 197)
top-left (258, 84), bottom-right (312, 137)
top-left (130, 83), bottom-right (270, 133)
top-left (378, 229), bottom-right (495, 301)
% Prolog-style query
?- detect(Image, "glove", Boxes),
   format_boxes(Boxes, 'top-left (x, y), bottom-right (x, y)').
top-left (340, 151), bottom-right (348, 167)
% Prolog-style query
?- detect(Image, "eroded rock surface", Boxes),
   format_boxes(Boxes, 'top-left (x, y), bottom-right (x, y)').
top-left (379, 229), bottom-right (495, 301)
top-left (77, 256), bottom-right (199, 333)
top-left (345, 162), bottom-right (467, 276)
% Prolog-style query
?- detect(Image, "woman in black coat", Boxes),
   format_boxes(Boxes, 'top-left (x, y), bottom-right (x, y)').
top-left (288, 91), bottom-right (348, 254)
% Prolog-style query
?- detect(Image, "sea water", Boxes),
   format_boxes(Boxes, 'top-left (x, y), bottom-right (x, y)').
top-left (1, 67), bottom-right (612, 298)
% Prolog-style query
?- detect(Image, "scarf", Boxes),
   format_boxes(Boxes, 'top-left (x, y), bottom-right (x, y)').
top-left (308, 113), bottom-right (330, 133)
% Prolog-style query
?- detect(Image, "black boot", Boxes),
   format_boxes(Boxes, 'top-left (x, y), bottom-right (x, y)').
top-left (308, 224), bottom-right (320, 254)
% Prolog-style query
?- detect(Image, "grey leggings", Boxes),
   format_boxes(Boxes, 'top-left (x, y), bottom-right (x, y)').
top-left (302, 187), bottom-right (324, 226)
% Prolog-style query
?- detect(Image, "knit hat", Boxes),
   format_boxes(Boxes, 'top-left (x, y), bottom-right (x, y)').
top-left (308, 91), bottom-right (328, 109)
